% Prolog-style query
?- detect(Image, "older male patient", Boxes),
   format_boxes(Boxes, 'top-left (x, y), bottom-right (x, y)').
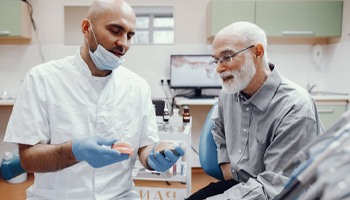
top-left (187, 21), bottom-right (323, 200)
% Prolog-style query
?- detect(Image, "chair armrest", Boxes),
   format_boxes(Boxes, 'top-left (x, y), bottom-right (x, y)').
top-left (1, 154), bottom-right (26, 180)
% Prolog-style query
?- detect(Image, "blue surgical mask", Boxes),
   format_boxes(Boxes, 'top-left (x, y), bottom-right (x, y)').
top-left (87, 21), bottom-right (124, 71)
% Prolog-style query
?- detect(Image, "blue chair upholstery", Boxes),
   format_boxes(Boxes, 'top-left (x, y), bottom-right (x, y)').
top-left (1, 154), bottom-right (26, 180)
top-left (199, 103), bottom-right (224, 180)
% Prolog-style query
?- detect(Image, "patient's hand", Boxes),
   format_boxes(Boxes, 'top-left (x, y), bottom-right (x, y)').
top-left (220, 163), bottom-right (233, 180)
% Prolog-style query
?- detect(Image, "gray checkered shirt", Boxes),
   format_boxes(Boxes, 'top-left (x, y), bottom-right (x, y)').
top-left (210, 65), bottom-right (323, 200)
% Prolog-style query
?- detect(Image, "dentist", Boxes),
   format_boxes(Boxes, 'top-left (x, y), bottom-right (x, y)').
top-left (4, 0), bottom-right (184, 199)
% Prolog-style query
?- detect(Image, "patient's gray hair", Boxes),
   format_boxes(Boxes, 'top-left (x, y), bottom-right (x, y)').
top-left (219, 21), bottom-right (269, 70)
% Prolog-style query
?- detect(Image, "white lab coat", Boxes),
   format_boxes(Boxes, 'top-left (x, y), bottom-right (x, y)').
top-left (4, 49), bottom-right (159, 200)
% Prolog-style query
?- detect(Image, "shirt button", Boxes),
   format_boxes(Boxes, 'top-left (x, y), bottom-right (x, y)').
top-left (246, 107), bottom-right (250, 111)
top-left (238, 150), bottom-right (242, 154)
top-left (243, 128), bottom-right (247, 132)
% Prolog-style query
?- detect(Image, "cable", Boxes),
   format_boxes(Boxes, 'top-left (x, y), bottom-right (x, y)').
top-left (22, 0), bottom-right (44, 63)
top-left (22, 0), bottom-right (36, 31)
top-left (191, 145), bottom-right (199, 155)
top-left (34, 26), bottom-right (44, 63)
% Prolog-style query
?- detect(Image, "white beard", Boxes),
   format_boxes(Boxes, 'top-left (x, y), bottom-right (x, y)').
top-left (220, 58), bottom-right (256, 94)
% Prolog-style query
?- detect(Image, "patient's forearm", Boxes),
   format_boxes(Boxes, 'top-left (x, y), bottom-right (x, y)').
top-left (220, 162), bottom-right (233, 180)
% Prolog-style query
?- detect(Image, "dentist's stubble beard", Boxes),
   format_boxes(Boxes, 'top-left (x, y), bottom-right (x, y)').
top-left (220, 57), bottom-right (256, 94)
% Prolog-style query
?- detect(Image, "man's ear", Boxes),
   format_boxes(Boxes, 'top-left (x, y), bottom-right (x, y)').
top-left (254, 44), bottom-right (264, 59)
top-left (81, 19), bottom-right (90, 36)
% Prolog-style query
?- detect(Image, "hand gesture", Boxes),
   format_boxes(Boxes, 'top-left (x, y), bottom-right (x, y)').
top-left (72, 136), bottom-right (129, 168)
top-left (148, 144), bottom-right (185, 172)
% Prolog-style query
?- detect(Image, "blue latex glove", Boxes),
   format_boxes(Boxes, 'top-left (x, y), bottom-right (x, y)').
top-left (72, 135), bottom-right (129, 168)
top-left (148, 145), bottom-right (185, 172)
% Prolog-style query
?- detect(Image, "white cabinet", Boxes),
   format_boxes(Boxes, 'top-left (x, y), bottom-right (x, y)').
top-left (133, 121), bottom-right (192, 199)
top-left (316, 100), bottom-right (348, 130)
top-left (207, 0), bottom-right (343, 43)
top-left (207, 1), bottom-right (255, 41)
top-left (256, 1), bottom-right (343, 37)
top-left (0, 1), bottom-right (31, 41)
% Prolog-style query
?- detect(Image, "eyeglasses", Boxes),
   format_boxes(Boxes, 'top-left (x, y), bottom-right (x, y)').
top-left (209, 45), bottom-right (254, 68)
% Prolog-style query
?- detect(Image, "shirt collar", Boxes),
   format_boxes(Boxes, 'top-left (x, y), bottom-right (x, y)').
top-left (74, 47), bottom-right (94, 78)
top-left (244, 63), bottom-right (282, 112)
top-left (74, 47), bottom-right (114, 79)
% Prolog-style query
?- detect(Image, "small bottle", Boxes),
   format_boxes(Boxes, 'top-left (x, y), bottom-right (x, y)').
top-left (169, 108), bottom-right (183, 132)
top-left (180, 161), bottom-right (185, 176)
top-left (163, 102), bottom-right (170, 122)
top-left (182, 105), bottom-right (190, 123)
top-left (172, 163), bottom-right (177, 176)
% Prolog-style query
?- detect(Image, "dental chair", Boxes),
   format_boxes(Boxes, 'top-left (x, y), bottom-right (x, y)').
top-left (0, 153), bottom-right (26, 181)
top-left (199, 103), bottom-right (224, 180)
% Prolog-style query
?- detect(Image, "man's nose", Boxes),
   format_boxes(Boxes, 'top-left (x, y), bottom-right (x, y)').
top-left (216, 62), bottom-right (226, 73)
top-left (115, 35), bottom-right (128, 52)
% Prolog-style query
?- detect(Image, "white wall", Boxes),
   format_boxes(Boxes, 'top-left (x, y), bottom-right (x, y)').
top-left (1, 0), bottom-right (349, 99)
top-left (325, 1), bottom-right (350, 93)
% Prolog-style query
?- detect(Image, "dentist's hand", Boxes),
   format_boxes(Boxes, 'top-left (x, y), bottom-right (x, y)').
top-left (72, 135), bottom-right (129, 168)
top-left (148, 145), bottom-right (185, 172)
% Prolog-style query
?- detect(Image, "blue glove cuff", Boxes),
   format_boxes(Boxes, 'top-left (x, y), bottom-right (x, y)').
top-left (72, 139), bottom-right (82, 161)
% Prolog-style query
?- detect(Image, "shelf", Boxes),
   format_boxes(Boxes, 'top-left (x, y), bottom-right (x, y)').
top-left (0, 99), bottom-right (15, 106)
top-left (133, 121), bottom-right (192, 197)
top-left (134, 168), bottom-right (186, 182)
top-left (174, 97), bottom-right (218, 106)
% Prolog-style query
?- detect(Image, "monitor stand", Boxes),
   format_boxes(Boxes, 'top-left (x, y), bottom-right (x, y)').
top-left (185, 88), bottom-right (218, 99)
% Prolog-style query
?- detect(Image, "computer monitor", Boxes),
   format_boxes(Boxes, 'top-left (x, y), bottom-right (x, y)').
top-left (170, 54), bottom-right (222, 98)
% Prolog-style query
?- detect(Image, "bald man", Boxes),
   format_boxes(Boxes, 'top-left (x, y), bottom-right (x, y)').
top-left (187, 22), bottom-right (323, 200)
top-left (4, 0), bottom-right (184, 199)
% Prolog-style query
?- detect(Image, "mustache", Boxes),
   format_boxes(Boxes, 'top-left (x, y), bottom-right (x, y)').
top-left (111, 46), bottom-right (125, 55)
top-left (219, 70), bottom-right (235, 79)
